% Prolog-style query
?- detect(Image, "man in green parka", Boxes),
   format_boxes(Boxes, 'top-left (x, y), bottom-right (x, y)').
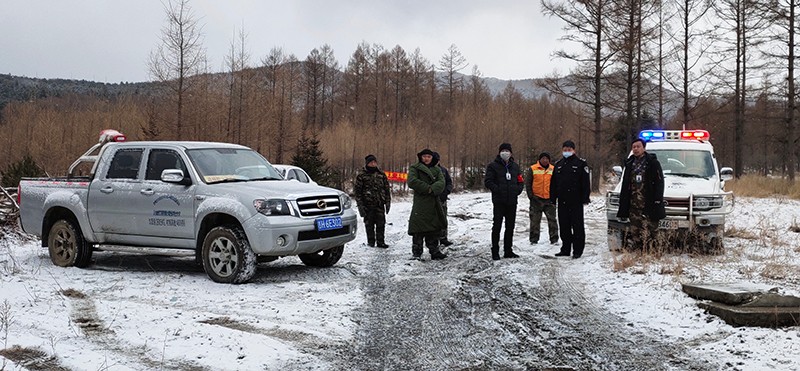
top-left (407, 148), bottom-right (448, 260)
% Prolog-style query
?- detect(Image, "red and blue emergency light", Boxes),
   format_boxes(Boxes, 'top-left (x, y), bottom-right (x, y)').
top-left (639, 130), bottom-right (709, 141)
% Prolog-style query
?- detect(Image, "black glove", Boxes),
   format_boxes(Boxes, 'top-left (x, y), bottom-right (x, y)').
top-left (385, 203), bottom-right (390, 214)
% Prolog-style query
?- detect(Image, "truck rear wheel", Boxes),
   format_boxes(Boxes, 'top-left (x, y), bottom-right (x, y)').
top-left (47, 219), bottom-right (93, 268)
top-left (202, 225), bottom-right (257, 284)
top-left (299, 245), bottom-right (344, 267)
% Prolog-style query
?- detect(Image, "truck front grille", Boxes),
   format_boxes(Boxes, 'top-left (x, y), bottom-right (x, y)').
top-left (298, 226), bottom-right (350, 241)
top-left (296, 195), bottom-right (342, 217)
top-left (664, 197), bottom-right (690, 208)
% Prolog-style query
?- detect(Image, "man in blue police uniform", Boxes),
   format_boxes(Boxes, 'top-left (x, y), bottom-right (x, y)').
top-left (550, 140), bottom-right (591, 258)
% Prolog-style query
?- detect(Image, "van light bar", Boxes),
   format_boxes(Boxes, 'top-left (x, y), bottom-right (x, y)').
top-left (639, 130), bottom-right (710, 141)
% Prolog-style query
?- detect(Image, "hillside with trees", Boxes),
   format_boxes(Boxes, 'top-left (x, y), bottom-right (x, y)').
top-left (0, 0), bottom-right (797, 190)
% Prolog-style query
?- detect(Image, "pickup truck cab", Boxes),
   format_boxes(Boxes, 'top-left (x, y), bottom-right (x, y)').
top-left (19, 130), bottom-right (357, 283)
top-left (606, 130), bottom-right (734, 252)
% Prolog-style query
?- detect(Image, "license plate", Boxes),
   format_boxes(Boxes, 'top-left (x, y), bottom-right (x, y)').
top-left (658, 219), bottom-right (679, 230)
top-left (316, 216), bottom-right (343, 231)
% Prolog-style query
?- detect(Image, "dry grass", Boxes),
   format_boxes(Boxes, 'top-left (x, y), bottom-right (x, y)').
top-left (725, 226), bottom-right (759, 240)
top-left (725, 175), bottom-right (800, 199)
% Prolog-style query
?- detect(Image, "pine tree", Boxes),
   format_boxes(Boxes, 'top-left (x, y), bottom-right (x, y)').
top-left (1, 155), bottom-right (45, 187)
top-left (291, 134), bottom-right (333, 187)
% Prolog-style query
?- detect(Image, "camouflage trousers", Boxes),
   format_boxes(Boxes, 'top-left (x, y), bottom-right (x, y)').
top-left (625, 188), bottom-right (657, 250)
top-left (529, 197), bottom-right (558, 243)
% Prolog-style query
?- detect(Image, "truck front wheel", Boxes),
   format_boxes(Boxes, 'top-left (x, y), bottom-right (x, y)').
top-left (47, 219), bottom-right (93, 268)
top-left (202, 226), bottom-right (257, 284)
top-left (299, 245), bottom-right (344, 267)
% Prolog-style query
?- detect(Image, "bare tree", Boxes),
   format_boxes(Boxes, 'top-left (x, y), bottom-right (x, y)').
top-left (438, 44), bottom-right (468, 108)
top-left (713, 0), bottom-right (770, 177)
top-left (148, 0), bottom-right (205, 139)
top-left (759, 0), bottom-right (798, 180)
top-left (666, 0), bottom-right (717, 128)
top-left (225, 25), bottom-right (250, 143)
top-left (540, 0), bottom-right (614, 191)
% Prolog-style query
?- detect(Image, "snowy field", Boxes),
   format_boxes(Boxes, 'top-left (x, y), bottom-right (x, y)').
top-left (1, 192), bottom-right (799, 370)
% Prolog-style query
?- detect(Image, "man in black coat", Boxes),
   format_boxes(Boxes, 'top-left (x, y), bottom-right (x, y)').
top-left (484, 143), bottom-right (524, 260)
top-left (616, 138), bottom-right (666, 250)
top-left (550, 140), bottom-right (591, 258)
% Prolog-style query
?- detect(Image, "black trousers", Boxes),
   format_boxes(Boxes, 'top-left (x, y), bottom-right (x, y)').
top-left (492, 202), bottom-right (517, 251)
top-left (557, 201), bottom-right (585, 257)
top-left (363, 206), bottom-right (386, 244)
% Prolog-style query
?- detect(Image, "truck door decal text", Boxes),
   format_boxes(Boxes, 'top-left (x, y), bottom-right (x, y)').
top-left (153, 195), bottom-right (180, 206)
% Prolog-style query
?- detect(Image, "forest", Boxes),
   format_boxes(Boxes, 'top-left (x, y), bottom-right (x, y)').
top-left (0, 0), bottom-right (797, 191)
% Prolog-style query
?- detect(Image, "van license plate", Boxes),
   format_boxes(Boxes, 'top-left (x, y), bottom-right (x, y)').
top-left (316, 217), bottom-right (343, 231)
top-left (658, 220), bottom-right (679, 230)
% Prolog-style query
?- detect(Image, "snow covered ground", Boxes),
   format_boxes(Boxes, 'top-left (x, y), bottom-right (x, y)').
top-left (1, 192), bottom-right (799, 370)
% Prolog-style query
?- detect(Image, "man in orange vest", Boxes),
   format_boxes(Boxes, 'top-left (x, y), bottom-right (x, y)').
top-left (525, 152), bottom-right (559, 244)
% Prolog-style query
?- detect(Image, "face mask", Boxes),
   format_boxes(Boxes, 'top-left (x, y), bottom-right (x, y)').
top-left (562, 151), bottom-right (573, 158)
top-left (500, 151), bottom-right (511, 161)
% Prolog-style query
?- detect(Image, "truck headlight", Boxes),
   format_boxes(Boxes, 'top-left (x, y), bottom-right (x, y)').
top-left (254, 199), bottom-right (292, 216)
top-left (339, 193), bottom-right (352, 209)
top-left (693, 196), bottom-right (723, 211)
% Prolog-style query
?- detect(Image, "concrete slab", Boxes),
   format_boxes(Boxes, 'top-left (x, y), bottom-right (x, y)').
top-left (698, 302), bottom-right (800, 328)
top-left (681, 282), bottom-right (778, 305)
top-left (741, 293), bottom-right (800, 308)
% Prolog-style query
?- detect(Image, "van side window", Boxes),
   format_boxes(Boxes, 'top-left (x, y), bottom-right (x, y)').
top-left (146, 149), bottom-right (187, 181)
top-left (106, 149), bottom-right (144, 179)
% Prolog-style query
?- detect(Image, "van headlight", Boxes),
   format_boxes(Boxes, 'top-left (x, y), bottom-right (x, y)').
top-left (254, 199), bottom-right (293, 216)
top-left (339, 193), bottom-right (352, 209)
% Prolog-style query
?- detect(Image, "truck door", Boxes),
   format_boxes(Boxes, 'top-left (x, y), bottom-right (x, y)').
top-left (138, 148), bottom-right (195, 240)
top-left (88, 147), bottom-right (145, 240)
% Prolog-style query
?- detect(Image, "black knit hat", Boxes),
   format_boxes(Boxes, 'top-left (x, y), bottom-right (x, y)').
top-left (538, 152), bottom-right (551, 160)
top-left (562, 140), bottom-right (576, 149)
top-left (417, 148), bottom-right (434, 157)
top-left (365, 154), bottom-right (377, 165)
top-left (498, 143), bottom-right (513, 152)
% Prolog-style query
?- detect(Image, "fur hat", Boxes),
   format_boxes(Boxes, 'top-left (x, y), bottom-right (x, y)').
top-left (562, 140), bottom-right (576, 149)
top-left (364, 154), bottom-right (377, 165)
top-left (498, 143), bottom-right (513, 152)
top-left (417, 148), bottom-right (434, 157)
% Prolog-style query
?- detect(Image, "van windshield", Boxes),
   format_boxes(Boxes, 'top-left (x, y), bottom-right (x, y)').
top-left (648, 150), bottom-right (716, 179)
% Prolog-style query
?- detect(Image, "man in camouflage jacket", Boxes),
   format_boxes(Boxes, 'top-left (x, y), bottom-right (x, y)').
top-left (354, 154), bottom-right (392, 248)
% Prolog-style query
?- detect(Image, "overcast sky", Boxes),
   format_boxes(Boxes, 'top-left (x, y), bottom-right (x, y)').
top-left (0, 0), bottom-right (577, 83)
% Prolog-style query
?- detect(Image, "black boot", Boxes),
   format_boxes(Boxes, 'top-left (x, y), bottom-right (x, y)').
top-left (504, 249), bottom-right (519, 258)
top-left (376, 242), bottom-right (389, 248)
top-left (429, 241), bottom-right (447, 260)
top-left (491, 246), bottom-right (501, 261)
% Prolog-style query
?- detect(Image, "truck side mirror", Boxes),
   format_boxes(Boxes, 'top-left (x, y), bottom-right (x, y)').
top-left (161, 169), bottom-right (192, 186)
top-left (719, 167), bottom-right (734, 181)
top-left (612, 166), bottom-right (623, 177)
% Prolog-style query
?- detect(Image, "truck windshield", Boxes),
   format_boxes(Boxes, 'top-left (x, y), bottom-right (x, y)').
top-left (649, 150), bottom-right (716, 179)
top-left (186, 148), bottom-right (284, 184)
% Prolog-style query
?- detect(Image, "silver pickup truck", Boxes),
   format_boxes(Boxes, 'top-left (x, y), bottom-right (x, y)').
top-left (18, 130), bottom-right (357, 283)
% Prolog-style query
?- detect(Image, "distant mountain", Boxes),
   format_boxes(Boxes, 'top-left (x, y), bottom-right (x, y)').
top-left (0, 74), bottom-right (156, 114)
top-left (480, 76), bottom-right (549, 99)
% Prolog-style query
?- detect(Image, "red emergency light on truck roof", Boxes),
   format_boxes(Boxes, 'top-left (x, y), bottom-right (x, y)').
top-left (639, 130), bottom-right (709, 142)
top-left (98, 129), bottom-right (126, 143)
